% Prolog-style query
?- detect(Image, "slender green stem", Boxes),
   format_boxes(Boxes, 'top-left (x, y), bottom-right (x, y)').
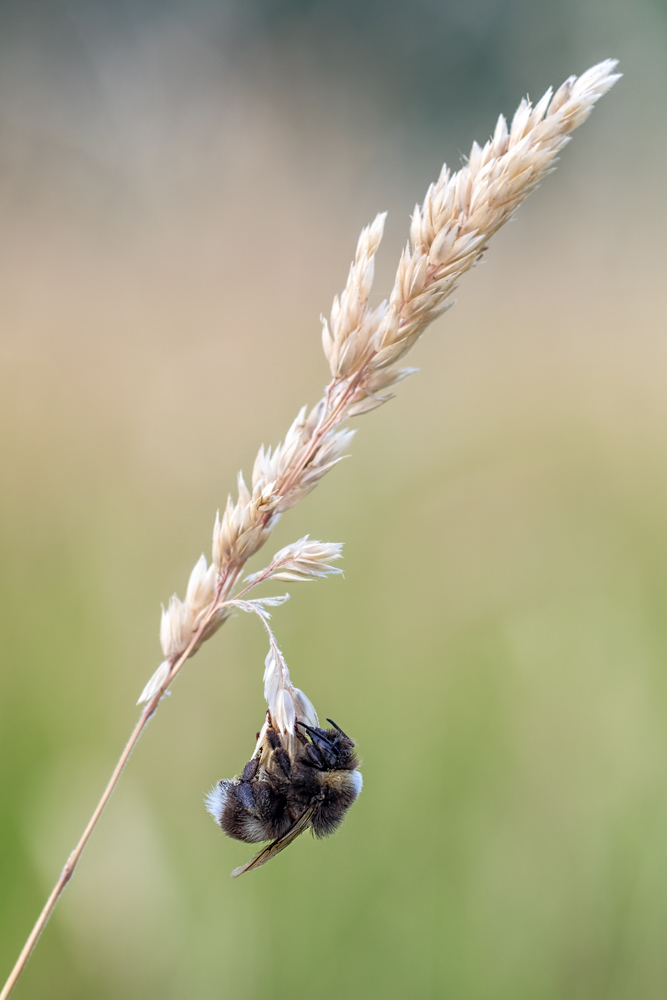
top-left (0, 586), bottom-right (230, 1000)
top-left (0, 377), bottom-right (355, 998)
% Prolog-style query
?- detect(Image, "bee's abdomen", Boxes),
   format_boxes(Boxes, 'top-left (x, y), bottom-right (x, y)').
top-left (218, 778), bottom-right (292, 843)
top-left (310, 769), bottom-right (362, 838)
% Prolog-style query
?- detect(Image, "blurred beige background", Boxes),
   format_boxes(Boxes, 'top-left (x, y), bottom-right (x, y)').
top-left (1, 1), bottom-right (667, 998)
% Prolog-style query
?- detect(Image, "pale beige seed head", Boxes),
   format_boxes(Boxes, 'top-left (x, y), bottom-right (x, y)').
top-left (211, 479), bottom-right (281, 570)
top-left (160, 595), bottom-right (193, 659)
top-left (269, 426), bottom-right (356, 514)
top-left (258, 643), bottom-right (319, 760)
top-left (332, 59), bottom-right (621, 410)
top-left (185, 555), bottom-right (217, 623)
top-left (245, 536), bottom-right (343, 584)
top-left (137, 660), bottom-right (171, 705)
top-left (322, 213), bottom-right (387, 378)
top-left (148, 60), bottom-right (619, 719)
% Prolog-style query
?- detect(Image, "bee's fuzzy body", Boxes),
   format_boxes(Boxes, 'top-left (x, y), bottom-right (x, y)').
top-left (206, 719), bottom-right (362, 848)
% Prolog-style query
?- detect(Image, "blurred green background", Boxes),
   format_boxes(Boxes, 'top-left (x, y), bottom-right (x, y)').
top-left (1, 1), bottom-right (667, 997)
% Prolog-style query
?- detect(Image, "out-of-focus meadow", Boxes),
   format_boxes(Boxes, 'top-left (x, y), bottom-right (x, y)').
top-left (1, 1), bottom-right (667, 997)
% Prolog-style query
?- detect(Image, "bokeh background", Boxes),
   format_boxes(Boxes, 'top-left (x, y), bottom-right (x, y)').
top-left (1, 1), bottom-right (666, 997)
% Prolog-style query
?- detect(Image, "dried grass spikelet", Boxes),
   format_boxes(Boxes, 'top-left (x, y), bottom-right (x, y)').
top-left (245, 537), bottom-right (344, 584)
top-left (342, 60), bottom-right (621, 406)
top-left (252, 405), bottom-right (357, 514)
top-left (136, 60), bottom-right (619, 708)
top-left (212, 474), bottom-right (281, 571)
top-left (256, 640), bottom-right (319, 762)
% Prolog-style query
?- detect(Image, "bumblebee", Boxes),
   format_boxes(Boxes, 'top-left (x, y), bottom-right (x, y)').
top-left (206, 716), bottom-right (362, 876)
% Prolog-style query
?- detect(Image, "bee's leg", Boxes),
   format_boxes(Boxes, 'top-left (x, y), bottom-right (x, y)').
top-left (266, 726), bottom-right (292, 777)
top-left (236, 781), bottom-right (257, 812)
top-left (232, 756), bottom-right (261, 813)
top-left (272, 748), bottom-right (292, 777)
top-left (235, 771), bottom-right (281, 823)
top-left (298, 724), bottom-right (338, 769)
top-left (305, 743), bottom-right (325, 767)
top-left (241, 757), bottom-right (260, 781)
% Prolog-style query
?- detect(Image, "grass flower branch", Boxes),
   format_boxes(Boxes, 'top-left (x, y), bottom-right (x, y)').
top-left (0, 58), bottom-right (619, 1000)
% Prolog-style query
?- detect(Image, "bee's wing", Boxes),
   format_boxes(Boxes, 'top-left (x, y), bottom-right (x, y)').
top-left (230, 804), bottom-right (316, 878)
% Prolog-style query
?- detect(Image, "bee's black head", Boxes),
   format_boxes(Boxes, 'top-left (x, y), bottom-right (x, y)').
top-left (295, 720), bottom-right (357, 771)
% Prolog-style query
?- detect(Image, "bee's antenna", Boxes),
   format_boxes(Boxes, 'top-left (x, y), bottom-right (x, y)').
top-left (326, 719), bottom-right (349, 738)
top-left (297, 721), bottom-right (334, 746)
